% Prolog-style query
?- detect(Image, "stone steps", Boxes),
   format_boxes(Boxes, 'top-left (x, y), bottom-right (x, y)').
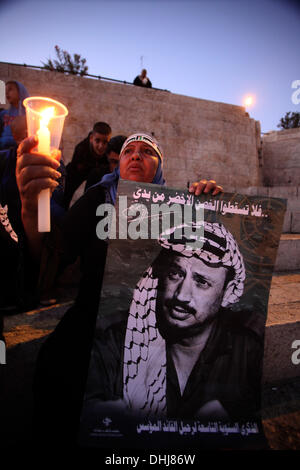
top-left (275, 234), bottom-right (300, 272)
top-left (263, 271), bottom-right (300, 384)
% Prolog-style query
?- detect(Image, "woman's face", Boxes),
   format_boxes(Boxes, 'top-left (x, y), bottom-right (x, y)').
top-left (119, 141), bottom-right (159, 182)
top-left (6, 82), bottom-right (19, 107)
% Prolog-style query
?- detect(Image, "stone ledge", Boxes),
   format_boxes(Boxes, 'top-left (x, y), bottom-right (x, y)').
top-left (275, 234), bottom-right (300, 271)
top-left (262, 128), bottom-right (300, 142)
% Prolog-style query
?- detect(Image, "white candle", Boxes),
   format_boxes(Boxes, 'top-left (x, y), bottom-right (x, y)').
top-left (38, 188), bottom-right (51, 232)
top-left (37, 123), bottom-right (50, 154)
top-left (37, 108), bottom-right (54, 232)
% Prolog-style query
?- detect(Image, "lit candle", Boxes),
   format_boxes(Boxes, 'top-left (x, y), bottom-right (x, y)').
top-left (37, 107), bottom-right (54, 232)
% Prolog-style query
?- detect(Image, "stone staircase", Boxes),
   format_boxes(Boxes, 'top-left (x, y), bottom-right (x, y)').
top-left (233, 186), bottom-right (300, 272)
top-left (276, 234), bottom-right (300, 272)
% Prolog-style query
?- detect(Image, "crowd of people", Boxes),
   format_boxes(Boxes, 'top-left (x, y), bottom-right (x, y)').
top-left (0, 77), bottom-right (265, 450)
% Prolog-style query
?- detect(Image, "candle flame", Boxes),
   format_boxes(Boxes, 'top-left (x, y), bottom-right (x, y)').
top-left (37, 106), bottom-right (54, 156)
top-left (40, 106), bottom-right (55, 127)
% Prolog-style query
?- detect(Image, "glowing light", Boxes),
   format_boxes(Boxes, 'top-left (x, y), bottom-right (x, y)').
top-left (23, 96), bottom-right (68, 233)
top-left (244, 96), bottom-right (254, 107)
top-left (40, 106), bottom-right (55, 127)
top-left (37, 107), bottom-right (55, 155)
top-left (36, 107), bottom-right (55, 232)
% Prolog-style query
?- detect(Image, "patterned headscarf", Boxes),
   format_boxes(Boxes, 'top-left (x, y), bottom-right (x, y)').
top-left (123, 221), bottom-right (246, 417)
top-left (120, 133), bottom-right (164, 163)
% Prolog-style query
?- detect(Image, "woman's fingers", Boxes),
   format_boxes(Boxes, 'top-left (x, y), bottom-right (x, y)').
top-left (189, 179), bottom-right (223, 196)
top-left (18, 164), bottom-right (61, 190)
top-left (16, 136), bottom-right (62, 216)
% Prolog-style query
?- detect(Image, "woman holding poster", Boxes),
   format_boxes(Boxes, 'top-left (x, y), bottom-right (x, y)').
top-left (15, 132), bottom-right (223, 448)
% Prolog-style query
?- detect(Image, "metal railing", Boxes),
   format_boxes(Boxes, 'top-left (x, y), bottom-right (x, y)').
top-left (1, 61), bottom-right (170, 93)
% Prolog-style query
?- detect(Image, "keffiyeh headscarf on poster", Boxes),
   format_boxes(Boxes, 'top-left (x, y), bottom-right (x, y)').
top-left (123, 221), bottom-right (246, 417)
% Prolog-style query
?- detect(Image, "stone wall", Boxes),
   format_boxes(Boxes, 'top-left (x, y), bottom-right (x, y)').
top-left (262, 128), bottom-right (300, 186)
top-left (0, 62), bottom-right (261, 190)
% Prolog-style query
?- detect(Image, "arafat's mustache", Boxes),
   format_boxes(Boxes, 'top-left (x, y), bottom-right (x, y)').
top-left (164, 298), bottom-right (196, 316)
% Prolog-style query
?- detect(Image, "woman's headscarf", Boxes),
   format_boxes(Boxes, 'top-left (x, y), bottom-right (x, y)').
top-left (7, 81), bottom-right (30, 116)
top-left (98, 133), bottom-right (165, 204)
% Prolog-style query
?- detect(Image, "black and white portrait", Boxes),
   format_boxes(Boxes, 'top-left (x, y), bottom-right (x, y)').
top-left (80, 181), bottom-right (286, 448)
top-left (122, 221), bottom-right (261, 421)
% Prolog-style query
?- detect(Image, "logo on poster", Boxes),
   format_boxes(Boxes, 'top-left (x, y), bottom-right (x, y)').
top-left (102, 417), bottom-right (112, 427)
top-left (91, 416), bottom-right (123, 438)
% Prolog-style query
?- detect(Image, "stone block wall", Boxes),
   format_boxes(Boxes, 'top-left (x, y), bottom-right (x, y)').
top-left (0, 62), bottom-right (261, 190)
top-left (262, 128), bottom-right (300, 186)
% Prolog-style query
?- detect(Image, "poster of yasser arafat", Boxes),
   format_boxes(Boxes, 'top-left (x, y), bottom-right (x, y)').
top-left (79, 179), bottom-right (286, 450)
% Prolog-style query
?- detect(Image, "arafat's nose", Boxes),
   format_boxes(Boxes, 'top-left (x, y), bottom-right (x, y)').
top-left (175, 276), bottom-right (192, 303)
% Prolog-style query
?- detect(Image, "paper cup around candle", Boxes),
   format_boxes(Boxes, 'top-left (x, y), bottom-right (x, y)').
top-left (23, 97), bottom-right (68, 232)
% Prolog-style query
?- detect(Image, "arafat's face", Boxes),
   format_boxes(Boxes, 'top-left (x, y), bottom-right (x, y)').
top-left (6, 83), bottom-right (19, 107)
top-left (157, 255), bottom-right (227, 336)
top-left (119, 141), bottom-right (159, 182)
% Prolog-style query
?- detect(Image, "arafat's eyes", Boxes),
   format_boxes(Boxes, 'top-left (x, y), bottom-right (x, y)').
top-left (167, 269), bottom-right (184, 281)
top-left (194, 276), bottom-right (210, 289)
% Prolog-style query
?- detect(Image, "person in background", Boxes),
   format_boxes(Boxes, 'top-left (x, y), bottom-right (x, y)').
top-left (133, 69), bottom-right (152, 88)
top-left (107, 135), bottom-right (127, 172)
top-left (63, 121), bottom-right (112, 208)
top-left (84, 134), bottom-right (127, 191)
top-left (0, 81), bottom-right (30, 150)
top-left (0, 116), bottom-right (65, 311)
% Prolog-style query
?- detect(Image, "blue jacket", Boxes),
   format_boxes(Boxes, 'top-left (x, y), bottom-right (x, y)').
top-left (0, 81), bottom-right (30, 150)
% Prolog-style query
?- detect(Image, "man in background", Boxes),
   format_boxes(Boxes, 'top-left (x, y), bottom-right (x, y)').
top-left (133, 69), bottom-right (152, 88)
top-left (84, 134), bottom-right (127, 191)
top-left (63, 121), bottom-right (111, 208)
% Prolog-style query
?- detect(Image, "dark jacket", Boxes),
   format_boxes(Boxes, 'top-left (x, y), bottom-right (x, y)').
top-left (33, 184), bottom-right (108, 448)
top-left (63, 135), bottom-right (110, 208)
top-left (133, 75), bottom-right (152, 88)
top-left (0, 146), bottom-right (66, 311)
